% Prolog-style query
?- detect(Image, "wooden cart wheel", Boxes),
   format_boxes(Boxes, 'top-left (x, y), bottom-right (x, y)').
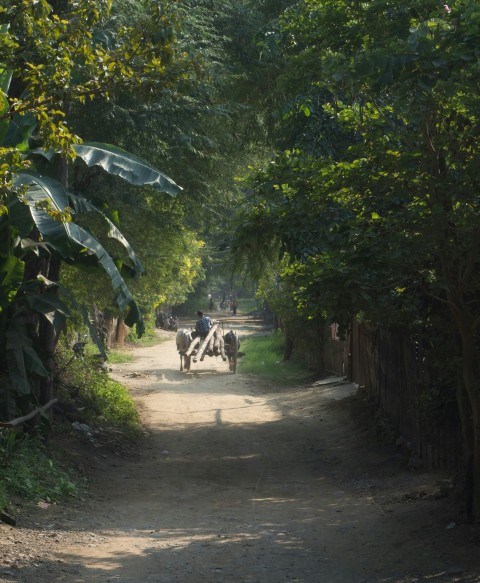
top-left (232, 332), bottom-right (238, 374)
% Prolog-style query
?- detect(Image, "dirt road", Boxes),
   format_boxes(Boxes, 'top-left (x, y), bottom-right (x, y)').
top-left (1, 317), bottom-right (480, 582)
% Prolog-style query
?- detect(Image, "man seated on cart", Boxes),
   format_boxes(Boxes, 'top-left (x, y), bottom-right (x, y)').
top-left (193, 311), bottom-right (213, 339)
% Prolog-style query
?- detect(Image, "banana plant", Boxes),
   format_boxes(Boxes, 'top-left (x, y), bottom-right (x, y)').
top-left (0, 82), bottom-right (182, 414)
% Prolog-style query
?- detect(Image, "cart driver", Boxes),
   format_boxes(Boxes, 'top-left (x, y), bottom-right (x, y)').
top-left (194, 311), bottom-right (213, 339)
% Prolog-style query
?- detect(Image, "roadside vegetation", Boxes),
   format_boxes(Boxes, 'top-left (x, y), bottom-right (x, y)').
top-left (0, 336), bottom-right (142, 511)
top-left (237, 298), bottom-right (258, 315)
top-left (125, 324), bottom-right (173, 348)
top-left (3, 0), bottom-right (480, 526)
top-left (238, 332), bottom-right (313, 386)
top-left (227, 1), bottom-right (480, 521)
top-left (0, 434), bottom-right (81, 508)
top-left (0, 0), bottom-right (271, 514)
top-left (103, 349), bottom-right (134, 365)
top-left (55, 341), bottom-right (141, 439)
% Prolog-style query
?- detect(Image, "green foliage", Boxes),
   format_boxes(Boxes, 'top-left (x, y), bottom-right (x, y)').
top-left (233, 0), bottom-right (480, 331)
top-left (174, 290), bottom-right (212, 317)
top-left (64, 0), bottom-right (290, 326)
top-left (0, 482), bottom-right (6, 510)
top-left (0, 0), bottom-right (186, 168)
top-left (238, 297), bottom-right (257, 314)
top-left (73, 143), bottom-right (182, 197)
top-left (101, 349), bottom-right (134, 365)
top-left (61, 161), bottom-right (204, 320)
top-left (0, 138), bottom-right (182, 408)
top-left (123, 216), bottom-right (205, 315)
top-left (230, 0), bottom-right (480, 517)
top-left (0, 428), bottom-right (19, 462)
top-left (0, 432), bottom-right (80, 503)
top-left (82, 342), bottom-right (135, 364)
top-left (81, 376), bottom-right (139, 436)
top-left (0, 0), bottom-right (190, 413)
top-left (55, 343), bottom-right (140, 439)
top-left (126, 323), bottom-right (168, 348)
top-left (239, 331), bottom-right (311, 385)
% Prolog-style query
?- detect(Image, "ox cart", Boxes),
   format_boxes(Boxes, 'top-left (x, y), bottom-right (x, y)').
top-left (176, 323), bottom-right (240, 373)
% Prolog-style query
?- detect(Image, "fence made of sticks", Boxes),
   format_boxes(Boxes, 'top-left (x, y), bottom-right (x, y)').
top-left (322, 321), bottom-right (462, 470)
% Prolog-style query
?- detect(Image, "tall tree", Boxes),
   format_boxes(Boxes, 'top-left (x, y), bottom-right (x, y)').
top-left (0, 0), bottom-right (188, 417)
top-left (231, 0), bottom-right (480, 519)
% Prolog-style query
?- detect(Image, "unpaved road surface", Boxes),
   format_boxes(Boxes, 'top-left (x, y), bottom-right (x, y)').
top-left (1, 316), bottom-right (480, 582)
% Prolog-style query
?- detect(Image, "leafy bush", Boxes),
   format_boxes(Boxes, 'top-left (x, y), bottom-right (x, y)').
top-left (55, 342), bottom-right (140, 439)
top-left (238, 298), bottom-right (258, 313)
top-left (0, 482), bottom-right (6, 510)
top-left (81, 375), bottom-right (140, 435)
top-left (104, 349), bottom-right (134, 364)
top-left (0, 432), bottom-right (80, 504)
top-left (126, 321), bottom-right (168, 347)
top-left (0, 335), bottom-right (142, 508)
top-left (126, 329), bottom-right (162, 347)
top-left (0, 428), bottom-right (19, 462)
top-left (238, 331), bottom-right (312, 385)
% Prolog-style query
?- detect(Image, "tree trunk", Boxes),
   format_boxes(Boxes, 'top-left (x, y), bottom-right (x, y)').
top-left (455, 311), bottom-right (480, 521)
top-left (283, 334), bottom-right (294, 361)
top-left (456, 374), bottom-right (474, 460)
top-left (469, 401), bottom-right (480, 522)
top-left (92, 304), bottom-right (108, 349)
top-left (114, 317), bottom-right (128, 347)
top-left (38, 157), bottom-right (68, 421)
top-left (39, 258), bottom-right (61, 408)
top-left (104, 314), bottom-right (116, 348)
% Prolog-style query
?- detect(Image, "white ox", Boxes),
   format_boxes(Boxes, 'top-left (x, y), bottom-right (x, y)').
top-left (175, 329), bottom-right (193, 372)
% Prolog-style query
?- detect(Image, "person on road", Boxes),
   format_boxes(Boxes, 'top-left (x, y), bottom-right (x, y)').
top-left (194, 311), bottom-right (213, 339)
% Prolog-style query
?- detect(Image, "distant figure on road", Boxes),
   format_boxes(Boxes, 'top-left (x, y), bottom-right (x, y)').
top-left (232, 299), bottom-right (238, 315)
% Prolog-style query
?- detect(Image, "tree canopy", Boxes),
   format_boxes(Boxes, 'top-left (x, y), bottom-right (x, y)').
top-left (0, 0), bottom-right (192, 418)
top-left (230, 0), bottom-right (480, 519)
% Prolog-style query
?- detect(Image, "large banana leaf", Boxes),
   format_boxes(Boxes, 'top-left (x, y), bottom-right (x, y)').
top-left (38, 276), bottom-right (106, 358)
top-left (14, 173), bottom-right (74, 257)
top-left (0, 256), bottom-right (25, 312)
top-left (70, 194), bottom-right (144, 274)
top-left (4, 282), bottom-right (72, 394)
top-left (64, 223), bottom-right (145, 337)
top-left (3, 275), bottom-right (108, 397)
top-left (1, 194), bottom-right (35, 244)
top-left (64, 221), bottom-right (134, 310)
top-left (3, 111), bottom-right (36, 152)
top-left (6, 323), bottom-right (49, 396)
top-left (0, 65), bottom-right (11, 95)
top-left (13, 176), bottom-right (143, 274)
top-left (0, 43), bottom-right (12, 145)
top-left (0, 68), bottom-right (10, 145)
top-left (24, 290), bottom-right (71, 330)
top-left (73, 142), bottom-right (183, 196)
top-left (14, 172), bottom-right (144, 332)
